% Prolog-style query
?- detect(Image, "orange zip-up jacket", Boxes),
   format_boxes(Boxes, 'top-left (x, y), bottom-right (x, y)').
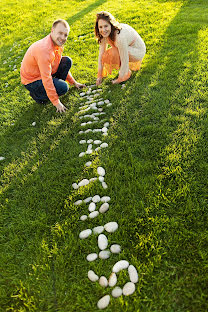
top-left (20, 34), bottom-right (75, 106)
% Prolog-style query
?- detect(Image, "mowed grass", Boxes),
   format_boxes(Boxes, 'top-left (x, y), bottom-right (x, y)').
top-left (0, 0), bottom-right (208, 311)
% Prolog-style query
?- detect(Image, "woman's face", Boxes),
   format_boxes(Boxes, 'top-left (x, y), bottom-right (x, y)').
top-left (98, 19), bottom-right (111, 38)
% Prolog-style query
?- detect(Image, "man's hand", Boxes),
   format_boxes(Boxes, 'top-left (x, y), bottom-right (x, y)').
top-left (56, 101), bottom-right (67, 113)
top-left (96, 77), bottom-right (102, 86)
top-left (74, 81), bottom-right (86, 89)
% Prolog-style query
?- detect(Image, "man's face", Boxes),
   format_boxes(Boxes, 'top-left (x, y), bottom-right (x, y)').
top-left (51, 23), bottom-right (69, 46)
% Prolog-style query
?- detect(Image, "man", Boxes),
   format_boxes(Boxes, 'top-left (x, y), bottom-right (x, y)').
top-left (20, 19), bottom-right (85, 113)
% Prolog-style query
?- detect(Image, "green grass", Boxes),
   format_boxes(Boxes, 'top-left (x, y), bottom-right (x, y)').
top-left (0, 0), bottom-right (208, 311)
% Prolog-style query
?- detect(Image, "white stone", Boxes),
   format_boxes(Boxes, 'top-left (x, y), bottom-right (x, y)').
top-left (89, 211), bottom-right (99, 219)
top-left (0, 156), bottom-right (5, 161)
top-left (101, 196), bottom-right (111, 202)
top-left (110, 244), bottom-right (121, 254)
top-left (85, 161), bottom-right (92, 167)
top-left (112, 287), bottom-right (122, 298)
top-left (99, 250), bottom-right (111, 259)
top-left (97, 295), bottom-right (110, 310)
top-left (104, 122), bottom-right (109, 127)
top-left (87, 139), bottom-right (93, 143)
top-left (79, 140), bottom-right (86, 144)
top-left (97, 167), bottom-right (105, 176)
top-left (99, 276), bottom-right (108, 287)
top-left (80, 92), bottom-right (85, 96)
top-left (98, 108), bottom-right (103, 112)
top-left (92, 195), bottom-right (101, 203)
top-left (79, 130), bottom-right (84, 134)
top-left (104, 99), bottom-right (110, 104)
top-left (85, 149), bottom-right (93, 154)
top-left (104, 222), bottom-right (118, 233)
top-left (79, 229), bottom-right (92, 239)
top-left (95, 147), bottom-right (101, 152)
top-left (86, 253), bottom-right (98, 262)
top-left (87, 144), bottom-right (93, 150)
top-left (112, 260), bottom-right (129, 273)
top-left (84, 196), bottom-right (92, 203)
top-left (99, 176), bottom-right (104, 182)
top-left (74, 200), bottom-right (82, 205)
top-left (89, 177), bottom-right (97, 182)
top-left (102, 127), bottom-right (108, 133)
top-left (80, 215), bottom-right (88, 221)
top-left (93, 226), bottom-right (104, 234)
top-left (99, 203), bottom-right (109, 214)
top-left (85, 129), bottom-right (92, 133)
top-left (32, 121), bottom-right (36, 126)
top-left (78, 179), bottom-right (89, 187)
top-left (81, 122), bottom-right (87, 127)
top-left (103, 132), bottom-right (108, 136)
top-left (123, 282), bottom-right (136, 296)
top-left (108, 272), bottom-right (117, 287)
top-left (98, 234), bottom-right (108, 250)
top-left (79, 152), bottom-right (85, 157)
top-left (102, 182), bottom-right (108, 189)
top-left (88, 202), bottom-right (96, 212)
top-left (88, 270), bottom-right (99, 282)
top-left (128, 265), bottom-right (139, 283)
top-left (72, 183), bottom-right (79, 189)
top-left (107, 103), bottom-right (112, 107)
top-left (94, 140), bottom-right (102, 145)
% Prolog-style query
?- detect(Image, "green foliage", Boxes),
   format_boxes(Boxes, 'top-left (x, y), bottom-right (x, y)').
top-left (0, 0), bottom-right (208, 311)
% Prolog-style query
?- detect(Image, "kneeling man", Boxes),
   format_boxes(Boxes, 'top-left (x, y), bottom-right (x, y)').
top-left (20, 19), bottom-right (85, 113)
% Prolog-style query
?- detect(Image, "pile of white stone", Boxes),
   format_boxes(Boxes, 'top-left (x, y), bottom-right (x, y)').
top-left (72, 86), bottom-right (138, 309)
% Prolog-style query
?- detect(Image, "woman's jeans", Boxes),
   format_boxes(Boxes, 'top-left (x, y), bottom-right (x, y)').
top-left (24, 56), bottom-right (72, 104)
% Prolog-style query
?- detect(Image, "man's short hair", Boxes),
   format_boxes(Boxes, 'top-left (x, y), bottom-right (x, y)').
top-left (52, 19), bottom-right (70, 31)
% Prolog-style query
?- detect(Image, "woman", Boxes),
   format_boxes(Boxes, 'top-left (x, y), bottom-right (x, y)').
top-left (95, 11), bottom-right (146, 85)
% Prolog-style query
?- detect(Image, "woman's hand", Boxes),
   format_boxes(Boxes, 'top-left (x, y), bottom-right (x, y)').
top-left (96, 77), bottom-right (103, 86)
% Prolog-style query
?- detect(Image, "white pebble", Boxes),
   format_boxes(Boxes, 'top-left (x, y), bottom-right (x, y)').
top-left (72, 183), bottom-right (79, 189)
top-left (112, 287), bottom-right (122, 298)
top-left (78, 179), bottom-right (89, 187)
top-left (79, 229), bottom-right (92, 239)
top-left (104, 122), bottom-right (109, 127)
top-left (81, 122), bottom-right (87, 127)
top-left (89, 211), bottom-right (99, 219)
top-left (99, 176), bottom-right (104, 182)
top-left (123, 282), bottom-right (136, 296)
top-left (94, 140), bottom-right (102, 145)
top-left (99, 276), bottom-right (108, 287)
top-left (88, 202), bottom-right (96, 212)
top-left (88, 270), bottom-right (99, 282)
top-left (102, 127), bottom-right (108, 133)
top-left (31, 121), bottom-right (36, 126)
top-left (92, 195), bottom-right (101, 203)
top-left (84, 196), bottom-right (92, 203)
top-left (80, 215), bottom-right (88, 221)
top-left (95, 147), bottom-right (101, 152)
top-left (102, 182), bottom-right (108, 189)
top-left (108, 272), bottom-right (117, 287)
top-left (86, 253), bottom-right (98, 262)
top-left (93, 226), bottom-right (104, 234)
top-left (101, 196), bottom-right (111, 202)
top-left (110, 244), bottom-right (121, 254)
top-left (79, 130), bottom-right (84, 134)
top-left (0, 156), bottom-right (5, 161)
top-left (79, 140), bottom-right (86, 144)
top-left (99, 203), bottom-right (109, 214)
top-left (79, 152), bottom-right (85, 157)
top-left (87, 139), bottom-right (93, 143)
top-left (97, 295), bottom-right (110, 310)
top-left (128, 265), bottom-right (139, 283)
top-left (104, 222), bottom-right (118, 233)
top-left (97, 167), bottom-right (105, 176)
top-left (85, 161), bottom-right (92, 167)
top-left (74, 200), bottom-right (82, 205)
top-left (85, 129), bottom-right (92, 133)
top-left (80, 92), bottom-right (85, 96)
top-left (113, 260), bottom-right (129, 273)
top-left (104, 99), bottom-right (110, 104)
top-left (89, 177), bottom-right (97, 182)
top-left (98, 234), bottom-right (108, 250)
top-left (99, 250), bottom-right (111, 259)
top-left (85, 149), bottom-right (93, 155)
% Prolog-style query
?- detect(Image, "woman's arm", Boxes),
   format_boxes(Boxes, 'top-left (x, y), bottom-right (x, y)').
top-left (113, 34), bottom-right (131, 83)
top-left (97, 39), bottom-right (107, 85)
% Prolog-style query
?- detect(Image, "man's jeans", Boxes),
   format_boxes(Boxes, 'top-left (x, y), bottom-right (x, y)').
top-left (24, 56), bottom-right (72, 104)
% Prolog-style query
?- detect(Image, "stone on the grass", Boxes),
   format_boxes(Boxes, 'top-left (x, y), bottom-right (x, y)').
top-left (89, 211), bottom-right (99, 219)
top-left (98, 101), bottom-right (104, 105)
top-left (104, 99), bottom-right (110, 104)
top-left (79, 229), bottom-right (92, 239)
top-left (92, 195), bottom-right (101, 203)
top-left (93, 129), bottom-right (101, 133)
top-left (97, 295), bottom-right (110, 310)
top-left (104, 122), bottom-right (109, 127)
top-left (72, 183), bottom-right (79, 189)
top-left (99, 203), bottom-right (109, 214)
top-left (107, 103), bottom-right (112, 107)
top-left (86, 253), bottom-right (98, 262)
top-left (93, 225), bottom-right (104, 234)
top-left (102, 182), bottom-right (108, 189)
top-left (87, 121), bottom-right (92, 125)
top-left (79, 130), bottom-right (84, 134)
top-left (87, 144), bottom-right (93, 150)
top-left (112, 287), bottom-right (122, 298)
top-left (99, 176), bottom-right (104, 182)
top-left (85, 149), bottom-right (93, 155)
top-left (88, 270), bottom-right (99, 282)
top-left (79, 152), bottom-right (85, 157)
top-left (99, 250), bottom-right (111, 259)
top-left (78, 179), bottom-right (89, 187)
top-left (97, 167), bottom-right (105, 176)
top-left (88, 202), bottom-right (96, 212)
top-left (102, 127), bottom-right (108, 133)
top-left (84, 196), bottom-right (92, 203)
top-left (98, 234), bottom-right (108, 250)
top-left (128, 265), bottom-right (139, 283)
top-left (122, 282), bottom-right (136, 296)
top-left (101, 196), bottom-right (111, 202)
top-left (85, 161), bottom-right (92, 167)
top-left (99, 276), bottom-right (108, 287)
top-left (80, 215), bottom-right (88, 221)
top-left (113, 260), bottom-right (129, 273)
top-left (79, 139), bottom-right (86, 144)
top-left (85, 129), bottom-right (92, 133)
top-left (104, 222), bottom-right (118, 233)
top-left (74, 200), bottom-right (82, 205)
top-left (94, 140), bottom-right (102, 145)
top-left (108, 272), bottom-right (117, 287)
top-left (0, 156), bottom-right (5, 161)
top-left (110, 244), bottom-right (121, 254)
top-left (89, 177), bottom-right (97, 182)
top-left (95, 147), bottom-right (101, 152)
top-left (98, 108), bottom-right (103, 112)
top-left (80, 92), bottom-right (85, 96)
top-left (103, 132), bottom-right (108, 136)
top-left (87, 139), bottom-right (93, 143)
top-left (81, 122), bottom-right (87, 127)
top-left (32, 121), bottom-right (36, 126)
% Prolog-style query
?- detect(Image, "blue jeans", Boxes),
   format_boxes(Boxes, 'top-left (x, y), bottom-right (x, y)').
top-left (24, 56), bottom-right (72, 104)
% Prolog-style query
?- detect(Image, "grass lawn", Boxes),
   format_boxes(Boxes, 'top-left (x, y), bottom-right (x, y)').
top-left (0, 0), bottom-right (208, 311)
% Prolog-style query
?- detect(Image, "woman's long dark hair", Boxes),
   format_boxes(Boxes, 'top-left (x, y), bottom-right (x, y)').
top-left (95, 11), bottom-right (121, 43)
